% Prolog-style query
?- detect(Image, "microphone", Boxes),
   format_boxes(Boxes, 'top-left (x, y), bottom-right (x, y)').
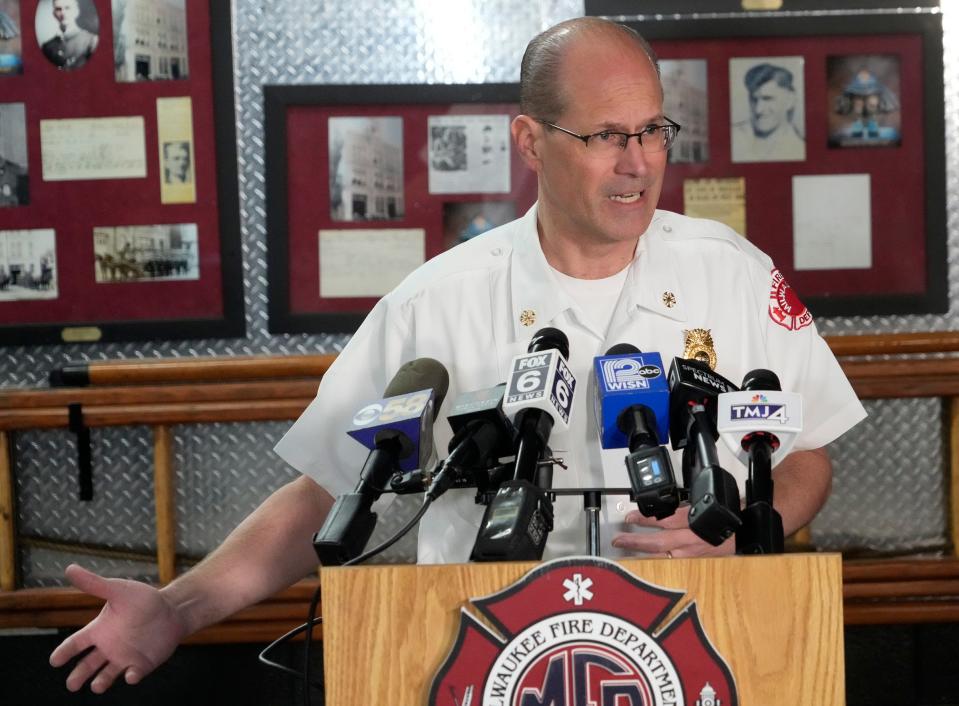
top-left (667, 357), bottom-right (741, 545)
top-left (313, 358), bottom-right (449, 565)
top-left (717, 370), bottom-right (803, 554)
top-left (471, 327), bottom-right (575, 561)
top-left (593, 343), bottom-right (677, 519)
top-left (391, 383), bottom-right (515, 501)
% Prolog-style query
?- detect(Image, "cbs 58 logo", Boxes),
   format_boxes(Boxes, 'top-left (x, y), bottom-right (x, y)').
top-left (353, 391), bottom-right (431, 426)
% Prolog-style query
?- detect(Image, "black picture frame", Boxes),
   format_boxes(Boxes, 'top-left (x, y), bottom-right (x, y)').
top-left (0, 0), bottom-right (245, 346)
top-left (627, 11), bottom-right (946, 318)
top-left (264, 83), bottom-right (525, 335)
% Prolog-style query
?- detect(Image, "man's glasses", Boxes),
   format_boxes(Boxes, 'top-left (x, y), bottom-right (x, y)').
top-left (535, 117), bottom-right (682, 156)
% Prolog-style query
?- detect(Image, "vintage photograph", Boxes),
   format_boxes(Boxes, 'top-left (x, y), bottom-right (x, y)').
top-left (34, 0), bottom-right (99, 71)
top-left (427, 114), bottom-right (510, 194)
top-left (328, 116), bottom-right (405, 222)
top-left (113, 0), bottom-right (189, 82)
top-left (660, 59), bottom-right (709, 163)
top-left (0, 0), bottom-right (23, 75)
top-left (0, 102), bottom-right (28, 207)
top-left (827, 54), bottom-right (901, 148)
top-left (441, 201), bottom-right (516, 252)
top-left (729, 56), bottom-right (806, 163)
top-left (162, 140), bottom-right (192, 185)
top-left (0, 229), bottom-right (58, 301)
top-left (93, 224), bottom-right (199, 283)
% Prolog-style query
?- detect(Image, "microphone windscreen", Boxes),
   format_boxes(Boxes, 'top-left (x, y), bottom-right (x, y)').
top-left (741, 369), bottom-right (781, 392)
top-left (528, 327), bottom-right (569, 360)
top-left (384, 357), bottom-right (450, 417)
top-left (605, 343), bottom-right (641, 356)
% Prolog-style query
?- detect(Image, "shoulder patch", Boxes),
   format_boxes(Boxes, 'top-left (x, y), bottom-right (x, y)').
top-left (768, 268), bottom-right (813, 331)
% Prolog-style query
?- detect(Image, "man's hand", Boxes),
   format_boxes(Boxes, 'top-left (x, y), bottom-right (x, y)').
top-left (49, 564), bottom-right (187, 693)
top-left (611, 506), bottom-right (735, 558)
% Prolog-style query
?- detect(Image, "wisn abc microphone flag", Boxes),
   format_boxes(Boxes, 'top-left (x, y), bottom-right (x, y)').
top-left (593, 352), bottom-right (670, 448)
top-left (503, 349), bottom-right (575, 428)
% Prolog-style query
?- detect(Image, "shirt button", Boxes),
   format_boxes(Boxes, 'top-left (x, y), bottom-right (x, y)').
top-left (491, 247), bottom-right (503, 256)
top-left (663, 225), bottom-right (672, 233)
top-left (615, 501), bottom-right (626, 512)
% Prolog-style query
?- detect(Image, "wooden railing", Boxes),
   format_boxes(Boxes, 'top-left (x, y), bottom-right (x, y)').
top-left (1, 334), bottom-right (959, 642)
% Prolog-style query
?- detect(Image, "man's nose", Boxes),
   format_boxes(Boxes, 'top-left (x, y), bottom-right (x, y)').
top-left (613, 136), bottom-right (651, 175)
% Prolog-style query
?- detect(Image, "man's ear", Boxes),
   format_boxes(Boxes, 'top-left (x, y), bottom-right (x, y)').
top-left (511, 114), bottom-right (544, 173)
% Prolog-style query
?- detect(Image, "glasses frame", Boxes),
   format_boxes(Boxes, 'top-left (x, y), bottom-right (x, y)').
top-left (535, 116), bottom-right (682, 153)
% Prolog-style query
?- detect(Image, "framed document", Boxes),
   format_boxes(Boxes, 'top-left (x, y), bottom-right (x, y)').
top-left (264, 83), bottom-right (537, 334)
top-left (0, 0), bottom-right (243, 345)
top-left (631, 11), bottom-right (946, 317)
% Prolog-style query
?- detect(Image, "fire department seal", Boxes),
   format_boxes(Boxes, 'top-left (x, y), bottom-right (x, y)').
top-left (768, 268), bottom-right (812, 332)
top-left (429, 557), bottom-right (737, 706)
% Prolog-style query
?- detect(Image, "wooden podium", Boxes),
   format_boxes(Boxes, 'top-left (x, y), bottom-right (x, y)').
top-left (321, 553), bottom-right (844, 705)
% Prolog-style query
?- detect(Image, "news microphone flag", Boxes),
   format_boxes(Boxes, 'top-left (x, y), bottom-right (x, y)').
top-left (593, 351), bottom-right (669, 448)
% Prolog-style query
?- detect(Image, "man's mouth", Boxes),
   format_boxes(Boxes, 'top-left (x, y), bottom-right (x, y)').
top-left (609, 191), bottom-right (644, 204)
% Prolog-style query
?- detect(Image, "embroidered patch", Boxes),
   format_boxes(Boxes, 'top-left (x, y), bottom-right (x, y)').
top-left (768, 268), bottom-right (812, 331)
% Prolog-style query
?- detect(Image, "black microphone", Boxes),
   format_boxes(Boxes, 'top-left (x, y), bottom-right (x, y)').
top-left (667, 357), bottom-right (741, 545)
top-left (390, 383), bottom-right (516, 500)
top-left (728, 369), bottom-right (789, 554)
top-left (470, 327), bottom-right (575, 561)
top-left (313, 358), bottom-right (449, 565)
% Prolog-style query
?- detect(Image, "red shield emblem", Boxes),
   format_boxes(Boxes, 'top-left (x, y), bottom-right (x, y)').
top-left (429, 557), bottom-right (737, 706)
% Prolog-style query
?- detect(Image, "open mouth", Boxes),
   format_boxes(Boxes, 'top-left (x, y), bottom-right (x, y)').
top-left (609, 191), bottom-right (644, 204)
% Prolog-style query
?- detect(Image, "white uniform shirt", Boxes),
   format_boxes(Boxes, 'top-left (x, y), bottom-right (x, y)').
top-left (275, 204), bottom-right (866, 564)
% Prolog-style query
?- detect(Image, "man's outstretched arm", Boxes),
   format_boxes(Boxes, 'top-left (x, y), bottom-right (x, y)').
top-left (50, 474), bottom-right (334, 693)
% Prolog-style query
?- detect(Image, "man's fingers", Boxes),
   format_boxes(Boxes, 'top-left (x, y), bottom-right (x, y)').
top-left (64, 564), bottom-right (116, 601)
top-left (91, 662), bottom-right (128, 694)
top-left (50, 629), bottom-right (92, 668)
top-left (64, 648), bottom-right (106, 692)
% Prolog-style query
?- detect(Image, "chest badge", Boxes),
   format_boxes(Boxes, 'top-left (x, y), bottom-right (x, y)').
top-left (683, 328), bottom-right (717, 370)
top-left (662, 291), bottom-right (677, 308)
top-left (519, 309), bottom-right (536, 327)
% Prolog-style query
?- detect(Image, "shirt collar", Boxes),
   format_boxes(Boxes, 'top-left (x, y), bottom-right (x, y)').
top-left (509, 206), bottom-right (687, 344)
top-left (621, 213), bottom-right (687, 324)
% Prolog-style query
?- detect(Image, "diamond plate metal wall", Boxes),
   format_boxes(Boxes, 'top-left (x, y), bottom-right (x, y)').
top-left (3, 2), bottom-right (956, 586)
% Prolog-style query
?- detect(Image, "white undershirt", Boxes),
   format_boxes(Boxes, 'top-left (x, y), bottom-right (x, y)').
top-left (550, 264), bottom-right (630, 337)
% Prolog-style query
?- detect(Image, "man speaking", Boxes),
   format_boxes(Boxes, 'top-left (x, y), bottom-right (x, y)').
top-left (50, 16), bottom-right (865, 694)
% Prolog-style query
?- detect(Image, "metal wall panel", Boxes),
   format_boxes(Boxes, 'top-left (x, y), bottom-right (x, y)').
top-left (4, 2), bottom-right (955, 583)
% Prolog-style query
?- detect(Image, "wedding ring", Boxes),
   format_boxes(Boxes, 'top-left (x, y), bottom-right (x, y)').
top-left (665, 550), bottom-right (673, 559)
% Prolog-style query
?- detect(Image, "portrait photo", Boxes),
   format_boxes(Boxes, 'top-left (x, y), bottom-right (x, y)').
top-left (0, 0), bottom-right (23, 75)
top-left (729, 56), bottom-right (806, 163)
top-left (441, 200), bottom-right (516, 252)
top-left (827, 54), bottom-right (901, 148)
top-left (35, 0), bottom-right (99, 71)
top-left (93, 224), bottom-right (199, 283)
top-left (0, 102), bottom-right (28, 207)
top-left (113, 0), bottom-right (189, 82)
top-left (0, 229), bottom-right (58, 301)
top-left (162, 140), bottom-right (193, 185)
top-left (427, 114), bottom-right (510, 194)
top-left (328, 116), bottom-right (405, 222)
top-left (661, 59), bottom-right (709, 164)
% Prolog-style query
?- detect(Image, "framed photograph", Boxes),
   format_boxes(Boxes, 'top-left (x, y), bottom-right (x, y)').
top-left (265, 84), bottom-right (536, 334)
top-left (631, 12), bottom-right (946, 317)
top-left (0, 0), bottom-right (243, 345)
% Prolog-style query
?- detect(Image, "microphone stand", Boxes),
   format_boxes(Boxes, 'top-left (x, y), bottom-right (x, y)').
top-left (737, 433), bottom-right (785, 554)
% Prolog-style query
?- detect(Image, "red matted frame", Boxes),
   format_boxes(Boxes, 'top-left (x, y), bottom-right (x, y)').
top-left (0, 0), bottom-right (244, 346)
top-left (265, 84), bottom-right (538, 334)
top-left (636, 11), bottom-right (946, 317)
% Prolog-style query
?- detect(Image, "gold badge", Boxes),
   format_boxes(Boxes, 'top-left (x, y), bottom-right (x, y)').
top-left (683, 328), bottom-right (717, 370)
top-left (662, 291), bottom-right (677, 308)
top-left (519, 309), bottom-right (536, 327)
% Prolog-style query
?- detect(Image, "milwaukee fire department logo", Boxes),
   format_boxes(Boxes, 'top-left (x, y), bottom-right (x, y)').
top-left (768, 268), bottom-right (812, 332)
top-left (429, 558), bottom-right (737, 706)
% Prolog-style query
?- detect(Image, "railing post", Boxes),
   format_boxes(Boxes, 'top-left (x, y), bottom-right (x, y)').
top-left (0, 431), bottom-right (16, 591)
top-left (950, 398), bottom-right (959, 558)
top-left (153, 425), bottom-right (177, 584)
